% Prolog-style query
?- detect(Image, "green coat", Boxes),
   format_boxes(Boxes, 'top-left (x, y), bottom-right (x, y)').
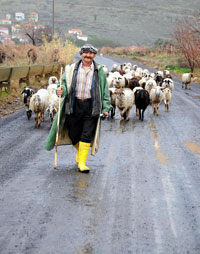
top-left (44, 61), bottom-right (112, 155)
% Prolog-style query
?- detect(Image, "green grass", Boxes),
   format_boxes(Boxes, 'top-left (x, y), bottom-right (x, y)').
top-left (165, 65), bottom-right (191, 73)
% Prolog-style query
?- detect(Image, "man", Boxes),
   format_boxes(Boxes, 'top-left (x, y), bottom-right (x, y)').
top-left (45, 44), bottom-right (112, 173)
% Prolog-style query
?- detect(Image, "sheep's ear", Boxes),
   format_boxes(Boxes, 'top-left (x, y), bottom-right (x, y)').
top-left (21, 89), bottom-right (25, 94)
top-left (46, 107), bottom-right (50, 112)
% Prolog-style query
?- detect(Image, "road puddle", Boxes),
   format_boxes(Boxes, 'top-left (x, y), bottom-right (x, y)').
top-left (77, 243), bottom-right (94, 254)
top-left (185, 141), bottom-right (200, 155)
top-left (148, 117), bottom-right (167, 165)
top-left (192, 96), bottom-right (200, 99)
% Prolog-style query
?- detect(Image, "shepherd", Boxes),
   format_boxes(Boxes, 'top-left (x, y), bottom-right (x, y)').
top-left (45, 44), bottom-right (112, 173)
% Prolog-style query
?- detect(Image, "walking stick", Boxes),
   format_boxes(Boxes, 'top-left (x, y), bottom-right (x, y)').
top-left (54, 67), bottom-right (63, 169)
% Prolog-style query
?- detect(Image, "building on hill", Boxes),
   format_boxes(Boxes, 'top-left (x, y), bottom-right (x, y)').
top-left (0, 27), bottom-right (9, 35)
top-left (6, 14), bottom-right (12, 20)
top-left (0, 19), bottom-right (12, 25)
top-left (15, 12), bottom-right (25, 22)
top-left (68, 28), bottom-right (82, 36)
top-left (77, 34), bottom-right (88, 41)
top-left (29, 12), bottom-right (38, 23)
top-left (0, 33), bottom-right (11, 42)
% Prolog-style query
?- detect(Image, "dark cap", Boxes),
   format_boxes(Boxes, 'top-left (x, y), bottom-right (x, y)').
top-left (80, 44), bottom-right (98, 55)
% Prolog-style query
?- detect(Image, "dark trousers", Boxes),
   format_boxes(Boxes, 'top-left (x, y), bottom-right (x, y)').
top-left (67, 99), bottom-right (98, 145)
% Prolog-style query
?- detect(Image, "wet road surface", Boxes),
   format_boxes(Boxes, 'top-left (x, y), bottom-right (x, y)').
top-left (0, 55), bottom-right (200, 254)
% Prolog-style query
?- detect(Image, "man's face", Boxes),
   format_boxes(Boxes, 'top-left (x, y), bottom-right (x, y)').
top-left (81, 51), bottom-right (95, 66)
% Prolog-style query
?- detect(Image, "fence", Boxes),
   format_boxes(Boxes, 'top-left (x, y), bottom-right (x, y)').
top-left (0, 63), bottom-right (61, 92)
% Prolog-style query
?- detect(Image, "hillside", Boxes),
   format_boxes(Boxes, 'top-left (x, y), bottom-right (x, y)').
top-left (0, 0), bottom-right (199, 46)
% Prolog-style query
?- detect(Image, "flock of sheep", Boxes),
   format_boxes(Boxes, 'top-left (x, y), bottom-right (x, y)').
top-left (21, 62), bottom-right (193, 128)
top-left (21, 76), bottom-right (59, 128)
top-left (102, 62), bottom-right (193, 121)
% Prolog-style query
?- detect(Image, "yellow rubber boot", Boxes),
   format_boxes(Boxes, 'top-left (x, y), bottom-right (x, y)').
top-left (78, 141), bottom-right (91, 173)
top-left (73, 143), bottom-right (79, 164)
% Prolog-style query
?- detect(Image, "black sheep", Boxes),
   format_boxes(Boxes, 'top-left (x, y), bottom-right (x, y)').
top-left (134, 89), bottom-right (150, 121)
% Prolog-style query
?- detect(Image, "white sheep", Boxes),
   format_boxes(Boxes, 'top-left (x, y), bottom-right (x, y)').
top-left (47, 83), bottom-right (58, 95)
top-left (115, 88), bottom-right (134, 121)
top-left (182, 73), bottom-right (193, 89)
top-left (109, 87), bottom-right (117, 118)
top-left (48, 76), bottom-right (58, 85)
top-left (145, 79), bottom-right (157, 95)
top-left (30, 89), bottom-right (49, 128)
top-left (162, 87), bottom-right (172, 112)
top-left (21, 87), bottom-right (37, 119)
top-left (46, 93), bottom-right (59, 125)
top-left (161, 78), bottom-right (174, 92)
top-left (150, 86), bottom-right (163, 116)
top-left (102, 64), bottom-right (109, 76)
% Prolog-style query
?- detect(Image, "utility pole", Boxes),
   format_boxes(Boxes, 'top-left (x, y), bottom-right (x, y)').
top-left (52, 0), bottom-right (55, 39)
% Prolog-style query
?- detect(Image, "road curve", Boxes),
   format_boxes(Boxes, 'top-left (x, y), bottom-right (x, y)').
top-left (0, 55), bottom-right (200, 254)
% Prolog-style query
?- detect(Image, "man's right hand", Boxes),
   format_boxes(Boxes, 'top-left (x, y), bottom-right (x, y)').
top-left (57, 88), bottom-right (63, 97)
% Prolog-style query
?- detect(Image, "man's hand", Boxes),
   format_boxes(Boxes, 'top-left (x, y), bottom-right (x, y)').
top-left (57, 88), bottom-right (63, 97)
top-left (100, 112), bottom-right (109, 120)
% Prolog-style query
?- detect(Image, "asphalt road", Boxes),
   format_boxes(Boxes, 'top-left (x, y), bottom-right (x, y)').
top-left (0, 55), bottom-right (200, 254)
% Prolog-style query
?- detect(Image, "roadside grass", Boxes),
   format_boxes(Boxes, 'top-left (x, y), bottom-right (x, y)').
top-left (0, 41), bottom-right (78, 113)
top-left (108, 50), bottom-right (200, 82)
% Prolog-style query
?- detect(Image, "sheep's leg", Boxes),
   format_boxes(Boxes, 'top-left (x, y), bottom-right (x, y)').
top-left (111, 106), bottom-right (115, 118)
top-left (126, 109), bottom-right (130, 121)
top-left (38, 113), bottom-right (41, 127)
top-left (34, 112), bottom-right (38, 128)
top-left (182, 82), bottom-right (184, 89)
top-left (156, 103), bottom-right (160, 116)
top-left (136, 108), bottom-right (139, 116)
top-left (121, 108), bottom-right (127, 120)
top-left (189, 83), bottom-right (191, 90)
top-left (152, 103), bottom-right (156, 115)
top-left (167, 103), bottom-right (169, 112)
top-left (139, 109), bottom-right (141, 120)
top-left (141, 109), bottom-right (144, 121)
top-left (41, 112), bottom-right (44, 121)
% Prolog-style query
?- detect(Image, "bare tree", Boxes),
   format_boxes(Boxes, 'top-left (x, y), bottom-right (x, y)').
top-left (24, 25), bottom-right (52, 46)
top-left (173, 15), bottom-right (200, 72)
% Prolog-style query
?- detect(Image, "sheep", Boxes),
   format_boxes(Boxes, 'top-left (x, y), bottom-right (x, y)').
top-left (150, 86), bottom-right (163, 116)
top-left (126, 77), bottom-right (140, 90)
top-left (107, 72), bottom-right (121, 88)
top-left (115, 88), bottom-right (134, 121)
top-left (162, 88), bottom-right (172, 112)
top-left (47, 83), bottom-right (58, 95)
top-left (109, 87), bottom-right (117, 118)
top-left (48, 76), bottom-right (58, 85)
top-left (182, 73), bottom-right (193, 89)
top-left (145, 79), bottom-right (157, 95)
top-left (21, 87), bottom-right (37, 120)
top-left (30, 89), bottom-right (49, 128)
top-left (102, 64), bottom-right (109, 76)
top-left (161, 78), bottom-right (174, 92)
top-left (111, 64), bottom-right (118, 72)
top-left (138, 77), bottom-right (147, 88)
top-left (112, 73), bottom-right (128, 88)
top-left (46, 93), bottom-right (59, 125)
top-left (134, 88), bottom-right (150, 121)
top-left (155, 71), bottom-right (164, 86)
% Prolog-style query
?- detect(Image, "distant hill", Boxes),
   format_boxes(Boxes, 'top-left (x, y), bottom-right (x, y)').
top-left (0, 0), bottom-right (199, 46)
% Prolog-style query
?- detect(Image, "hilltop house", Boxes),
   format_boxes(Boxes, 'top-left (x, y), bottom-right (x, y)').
top-left (0, 27), bottom-right (9, 35)
top-left (0, 19), bottom-right (12, 25)
top-left (67, 28), bottom-right (88, 41)
top-left (29, 12), bottom-right (38, 23)
top-left (15, 12), bottom-right (25, 22)
top-left (77, 34), bottom-right (88, 41)
top-left (0, 33), bottom-right (11, 42)
top-left (68, 28), bottom-right (82, 36)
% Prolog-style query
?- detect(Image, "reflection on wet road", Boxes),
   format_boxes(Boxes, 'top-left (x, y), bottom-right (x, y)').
top-left (148, 116), bottom-right (167, 165)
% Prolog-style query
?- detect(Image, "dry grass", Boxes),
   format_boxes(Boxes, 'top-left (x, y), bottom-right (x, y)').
top-left (0, 40), bottom-right (78, 116)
